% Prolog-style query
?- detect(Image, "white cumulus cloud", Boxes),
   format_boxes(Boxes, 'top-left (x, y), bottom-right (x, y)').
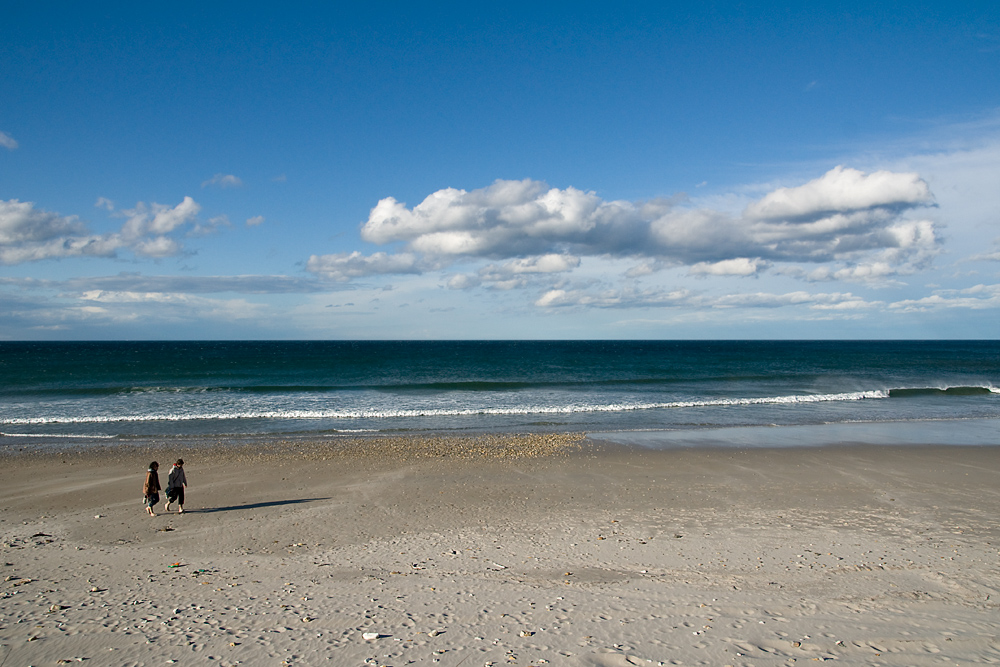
top-left (0, 196), bottom-right (208, 264)
top-left (744, 166), bottom-right (933, 220)
top-left (121, 196), bottom-right (201, 238)
top-left (314, 166), bottom-right (939, 285)
top-left (0, 199), bottom-right (118, 264)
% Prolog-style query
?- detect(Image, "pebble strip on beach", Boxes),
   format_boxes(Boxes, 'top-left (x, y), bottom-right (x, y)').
top-left (300, 432), bottom-right (589, 461)
top-left (1, 432), bottom-right (590, 466)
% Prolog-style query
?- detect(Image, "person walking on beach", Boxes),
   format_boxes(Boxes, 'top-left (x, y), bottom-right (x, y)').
top-left (143, 462), bottom-right (161, 516)
top-left (164, 459), bottom-right (187, 513)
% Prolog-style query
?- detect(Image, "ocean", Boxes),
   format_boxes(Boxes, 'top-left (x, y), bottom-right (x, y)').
top-left (1, 340), bottom-right (998, 450)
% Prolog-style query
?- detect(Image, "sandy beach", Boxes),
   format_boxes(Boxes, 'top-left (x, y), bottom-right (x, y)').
top-left (1, 434), bottom-right (998, 666)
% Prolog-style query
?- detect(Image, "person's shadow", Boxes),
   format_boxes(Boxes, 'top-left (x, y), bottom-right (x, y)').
top-left (182, 497), bottom-right (329, 513)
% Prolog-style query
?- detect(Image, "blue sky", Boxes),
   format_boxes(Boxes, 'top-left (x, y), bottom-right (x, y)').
top-left (2, 2), bottom-right (999, 339)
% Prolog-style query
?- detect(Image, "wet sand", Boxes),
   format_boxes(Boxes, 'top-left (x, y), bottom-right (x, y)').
top-left (1, 435), bottom-right (999, 666)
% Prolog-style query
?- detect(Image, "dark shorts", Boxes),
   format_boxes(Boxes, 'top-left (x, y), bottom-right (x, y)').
top-left (145, 492), bottom-right (159, 507)
top-left (166, 487), bottom-right (185, 505)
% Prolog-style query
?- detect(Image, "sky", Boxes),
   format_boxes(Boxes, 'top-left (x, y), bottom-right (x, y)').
top-left (2, 2), bottom-right (999, 340)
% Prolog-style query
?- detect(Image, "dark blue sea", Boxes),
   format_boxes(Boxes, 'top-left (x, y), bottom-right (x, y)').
top-left (1, 341), bottom-right (998, 449)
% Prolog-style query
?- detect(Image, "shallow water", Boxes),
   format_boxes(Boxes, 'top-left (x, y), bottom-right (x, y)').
top-left (589, 418), bottom-right (1000, 449)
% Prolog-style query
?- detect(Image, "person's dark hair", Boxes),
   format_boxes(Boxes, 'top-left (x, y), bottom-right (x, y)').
top-left (175, 459), bottom-right (184, 466)
top-left (149, 461), bottom-right (158, 470)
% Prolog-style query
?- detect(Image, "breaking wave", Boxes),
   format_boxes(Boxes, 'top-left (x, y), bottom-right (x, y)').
top-left (888, 386), bottom-right (999, 397)
top-left (0, 390), bottom-right (889, 425)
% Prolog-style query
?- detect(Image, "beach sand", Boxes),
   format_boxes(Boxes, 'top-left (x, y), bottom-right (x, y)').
top-left (1, 434), bottom-right (998, 666)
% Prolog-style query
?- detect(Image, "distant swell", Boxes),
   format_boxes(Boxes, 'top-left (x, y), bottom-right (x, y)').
top-left (0, 390), bottom-right (888, 425)
top-left (7, 382), bottom-right (998, 400)
top-left (0, 378), bottom-right (729, 397)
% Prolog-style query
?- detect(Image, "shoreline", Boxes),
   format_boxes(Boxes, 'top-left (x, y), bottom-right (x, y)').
top-left (2, 436), bottom-right (999, 665)
top-left (3, 415), bottom-right (998, 458)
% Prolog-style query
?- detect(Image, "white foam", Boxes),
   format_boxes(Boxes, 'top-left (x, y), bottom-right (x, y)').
top-left (0, 432), bottom-right (116, 439)
top-left (0, 390), bottom-right (889, 425)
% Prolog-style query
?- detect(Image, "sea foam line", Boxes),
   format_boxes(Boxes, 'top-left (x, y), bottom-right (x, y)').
top-left (0, 390), bottom-right (887, 425)
top-left (0, 432), bottom-right (116, 439)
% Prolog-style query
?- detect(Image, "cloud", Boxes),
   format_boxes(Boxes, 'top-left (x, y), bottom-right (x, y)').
top-left (119, 196), bottom-right (202, 256)
top-left (1, 200), bottom-right (86, 246)
top-left (475, 254), bottom-right (581, 289)
top-left (745, 166), bottom-right (933, 220)
top-left (63, 273), bottom-right (328, 294)
top-left (785, 262), bottom-right (901, 284)
top-left (202, 173), bottom-right (243, 189)
top-left (711, 291), bottom-right (878, 310)
top-left (120, 196), bottom-right (200, 237)
top-left (536, 286), bottom-right (694, 309)
top-left (689, 258), bottom-right (765, 277)
top-left (1, 196), bottom-right (208, 264)
top-left (359, 179), bottom-right (638, 257)
top-left (246, 215), bottom-right (265, 226)
top-left (967, 238), bottom-right (1000, 262)
top-left (128, 236), bottom-right (181, 258)
top-left (888, 284), bottom-right (1000, 312)
top-left (446, 274), bottom-right (481, 290)
top-left (314, 167), bottom-right (940, 285)
top-left (624, 259), bottom-right (669, 278)
top-left (0, 199), bottom-right (119, 264)
top-left (306, 251), bottom-right (422, 281)
top-left (534, 285), bottom-right (878, 311)
top-left (0, 131), bottom-right (17, 150)
top-left (95, 197), bottom-right (115, 211)
top-left (190, 214), bottom-right (232, 237)
top-left (2, 273), bottom-right (329, 295)
top-left (0, 275), bottom-right (291, 334)
top-left (494, 254), bottom-right (581, 274)
top-left (773, 217), bottom-right (940, 285)
top-left (72, 290), bottom-right (271, 324)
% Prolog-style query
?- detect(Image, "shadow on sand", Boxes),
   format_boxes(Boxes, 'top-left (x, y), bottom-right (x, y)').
top-left (182, 497), bottom-right (329, 514)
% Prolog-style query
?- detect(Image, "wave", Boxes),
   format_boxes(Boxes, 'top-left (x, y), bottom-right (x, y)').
top-left (0, 390), bottom-right (889, 425)
top-left (888, 386), bottom-right (999, 397)
top-left (2, 385), bottom-right (995, 427)
top-left (7, 380), bottom-right (998, 400)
